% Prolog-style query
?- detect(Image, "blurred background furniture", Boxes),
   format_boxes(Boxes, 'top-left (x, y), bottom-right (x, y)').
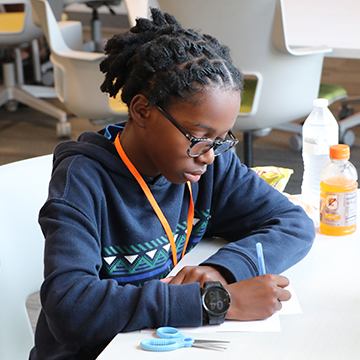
top-left (123, 0), bottom-right (159, 27)
top-left (283, 0), bottom-right (360, 59)
top-left (0, 154), bottom-right (52, 360)
top-left (157, 0), bottom-right (343, 166)
top-left (274, 83), bottom-right (349, 151)
top-left (64, 0), bottom-right (122, 52)
top-left (82, 1), bottom-right (121, 52)
top-left (281, 0), bottom-right (360, 151)
top-left (0, 0), bottom-right (69, 137)
top-left (31, 0), bottom-right (128, 127)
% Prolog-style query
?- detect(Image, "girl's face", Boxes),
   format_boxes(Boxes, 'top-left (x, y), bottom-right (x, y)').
top-left (134, 86), bottom-right (241, 184)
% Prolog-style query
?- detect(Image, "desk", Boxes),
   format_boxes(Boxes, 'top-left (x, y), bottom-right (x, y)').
top-left (97, 202), bottom-right (360, 360)
top-left (283, 0), bottom-right (360, 59)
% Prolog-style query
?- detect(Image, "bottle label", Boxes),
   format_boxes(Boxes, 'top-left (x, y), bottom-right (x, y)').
top-left (320, 189), bottom-right (357, 227)
top-left (303, 136), bottom-right (337, 155)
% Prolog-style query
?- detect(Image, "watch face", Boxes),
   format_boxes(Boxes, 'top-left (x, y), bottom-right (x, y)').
top-left (203, 286), bottom-right (231, 315)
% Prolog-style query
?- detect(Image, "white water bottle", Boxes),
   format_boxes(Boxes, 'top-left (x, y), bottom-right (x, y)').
top-left (301, 98), bottom-right (339, 209)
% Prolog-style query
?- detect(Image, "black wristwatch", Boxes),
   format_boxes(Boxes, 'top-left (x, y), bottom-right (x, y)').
top-left (201, 281), bottom-right (231, 325)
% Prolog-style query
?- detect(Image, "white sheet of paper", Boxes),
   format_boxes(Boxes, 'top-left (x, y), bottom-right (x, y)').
top-left (208, 314), bottom-right (281, 332)
top-left (141, 283), bottom-right (300, 335)
top-left (169, 238), bottom-right (302, 315)
top-left (141, 313), bottom-right (281, 334)
top-left (161, 237), bottom-right (302, 333)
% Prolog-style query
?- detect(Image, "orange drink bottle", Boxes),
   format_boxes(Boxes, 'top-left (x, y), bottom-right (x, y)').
top-left (320, 144), bottom-right (358, 235)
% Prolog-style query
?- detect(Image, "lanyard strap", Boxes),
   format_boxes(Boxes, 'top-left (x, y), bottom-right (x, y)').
top-left (114, 133), bottom-right (194, 266)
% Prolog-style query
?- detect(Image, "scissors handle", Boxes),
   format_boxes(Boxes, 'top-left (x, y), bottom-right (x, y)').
top-left (156, 326), bottom-right (182, 339)
top-left (140, 337), bottom-right (194, 352)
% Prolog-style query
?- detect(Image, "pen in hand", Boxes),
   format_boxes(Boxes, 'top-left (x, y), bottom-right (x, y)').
top-left (256, 242), bottom-right (266, 276)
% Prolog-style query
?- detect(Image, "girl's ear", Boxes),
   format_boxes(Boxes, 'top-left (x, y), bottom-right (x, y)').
top-left (128, 94), bottom-right (151, 128)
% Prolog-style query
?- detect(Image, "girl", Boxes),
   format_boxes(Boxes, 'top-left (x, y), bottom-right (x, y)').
top-left (30, 8), bottom-right (314, 360)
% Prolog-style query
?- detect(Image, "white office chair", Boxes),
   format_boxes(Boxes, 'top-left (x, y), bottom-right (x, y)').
top-left (31, 0), bottom-right (128, 125)
top-left (0, 0), bottom-right (70, 137)
top-left (0, 154), bottom-right (52, 360)
top-left (157, 0), bottom-right (333, 166)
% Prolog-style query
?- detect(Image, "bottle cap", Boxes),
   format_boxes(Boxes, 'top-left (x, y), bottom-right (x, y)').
top-left (313, 98), bottom-right (329, 108)
top-left (329, 144), bottom-right (350, 159)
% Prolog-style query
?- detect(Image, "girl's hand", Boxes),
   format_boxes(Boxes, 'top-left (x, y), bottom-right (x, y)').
top-left (225, 274), bottom-right (291, 321)
top-left (160, 266), bottom-right (228, 286)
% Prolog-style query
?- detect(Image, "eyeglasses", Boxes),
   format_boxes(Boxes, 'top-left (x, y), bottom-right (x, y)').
top-left (155, 104), bottom-right (239, 158)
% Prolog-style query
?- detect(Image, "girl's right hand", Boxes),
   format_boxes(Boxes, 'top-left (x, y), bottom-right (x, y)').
top-left (225, 274), bottom-right (291, 321)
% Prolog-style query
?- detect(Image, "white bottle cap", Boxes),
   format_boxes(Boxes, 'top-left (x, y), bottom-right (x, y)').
top-left (313, 98), bottom-right (329, 108)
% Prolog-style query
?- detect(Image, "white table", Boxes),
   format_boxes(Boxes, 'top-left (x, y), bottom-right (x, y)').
top-left (283, 0), bottom-right (360, 59)
top-left (97, 199), bottom-right (360, 360)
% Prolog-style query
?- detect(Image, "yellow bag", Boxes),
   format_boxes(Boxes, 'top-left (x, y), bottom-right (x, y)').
top-left (252, 166), bottom-right (294, 192)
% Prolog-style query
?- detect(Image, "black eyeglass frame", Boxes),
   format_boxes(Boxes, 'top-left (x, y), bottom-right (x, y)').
top-left (155, 104), bottom-right (239, 158)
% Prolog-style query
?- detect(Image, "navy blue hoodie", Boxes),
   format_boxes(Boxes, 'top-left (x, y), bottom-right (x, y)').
top-left (30, 127), bottom-right (315, 359)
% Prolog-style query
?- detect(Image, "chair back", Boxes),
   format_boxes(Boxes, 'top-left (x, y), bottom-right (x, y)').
top-left (31, 0), bottom-right (128, 120)
top-left (0, 0), bottom-right (43, 46)
top-left (158, 0), bottom-right (328, 132)
top-left (0, 155), bottom-right (52, 359)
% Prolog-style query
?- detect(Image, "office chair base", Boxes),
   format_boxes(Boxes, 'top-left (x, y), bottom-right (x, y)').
top-left (289, 134), bottom-right (302, 152)
top-left (1, 61), bottom-right (71, 138)
top-left (56, 121), bottom-right (72, 138)
top-left (339, 104), bottom-right (355, 120)
top-left (278, 118), bottom-right (356, 151)
top-left (287, 127), bottom-right (355, 152)
top-left (341, 129), bottom-right (355, 147)
top-left (0, 86), bottom-right (71, 138)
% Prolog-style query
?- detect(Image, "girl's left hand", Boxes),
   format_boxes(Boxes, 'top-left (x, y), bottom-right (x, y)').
top-left (160, 266), bottom-right (228, 286)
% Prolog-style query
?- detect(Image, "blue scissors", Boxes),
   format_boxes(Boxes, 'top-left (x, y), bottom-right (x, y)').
top-left (140, 327), bottom-right (229, 352)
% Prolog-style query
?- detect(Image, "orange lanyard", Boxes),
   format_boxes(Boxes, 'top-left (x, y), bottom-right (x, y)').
top-left (114, 133), bottom-right (194, 266)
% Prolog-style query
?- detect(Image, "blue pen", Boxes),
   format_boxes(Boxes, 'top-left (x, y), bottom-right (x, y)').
top-left (256, 242), bottom-right (266, 275)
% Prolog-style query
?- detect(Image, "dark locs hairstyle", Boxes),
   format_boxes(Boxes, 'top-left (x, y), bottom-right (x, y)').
top-left (100, 8), bottom-right (243, 108)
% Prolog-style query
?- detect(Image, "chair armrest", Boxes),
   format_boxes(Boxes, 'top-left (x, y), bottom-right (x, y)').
top-left (285, 45), bottom-right (332, 56)
top-left (58, 20), bottom-right (83, 51)
top-left (56, 49), bottom-right (105, 62)
top-left (272, 0), bottom-right (332, 56)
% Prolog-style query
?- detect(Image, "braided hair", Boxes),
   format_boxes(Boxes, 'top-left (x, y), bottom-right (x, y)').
top-left (100, 8), bottom-right (243, 108)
